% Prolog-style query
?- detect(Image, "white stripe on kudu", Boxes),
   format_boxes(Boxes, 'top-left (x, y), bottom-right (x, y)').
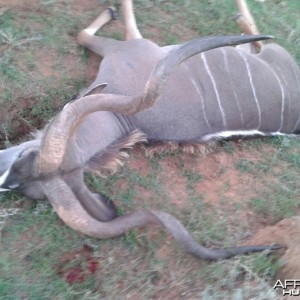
top-left (201, 53), bottom-right (227, 128)
top-left (0, 169), bottom-right (10, 187)
top-left (237, 50), bottom-right (262, 129)
top-left (189, 77), bottom-right (211, 130)
top-left (255, 56), bottom-right (286, 132)
top-left (221, 48), bottom-right (244, 125)
top-left (200, 129), bottom-right (291, 142)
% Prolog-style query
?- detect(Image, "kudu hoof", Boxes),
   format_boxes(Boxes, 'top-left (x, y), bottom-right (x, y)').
top-left (107, 7), bottom-right (118, 21)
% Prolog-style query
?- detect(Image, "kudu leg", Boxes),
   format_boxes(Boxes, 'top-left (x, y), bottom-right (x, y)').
top-left (121, 0), bottom-right (143, 40)
top-left (235, 0), bottom-right (263, 50)
top-left (77, 7), bottom-right (122, 57)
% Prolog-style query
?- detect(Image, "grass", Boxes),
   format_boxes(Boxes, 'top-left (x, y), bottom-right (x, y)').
top-left (199, 253), bottom-right (282, 299)
top-left (0, 3), bottom-right (90, 143)
top-left (0, 0), bottom-right (300, 299)
top-left (232, 137), bottom-right (300, 221)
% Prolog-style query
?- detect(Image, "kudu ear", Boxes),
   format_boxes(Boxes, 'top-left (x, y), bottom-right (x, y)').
top-left (78, 83), bottom-right (108, 99)
top-left (82, 83), bottom-right (108, 97)
top-left (66, 83), bottom-right (108, 104)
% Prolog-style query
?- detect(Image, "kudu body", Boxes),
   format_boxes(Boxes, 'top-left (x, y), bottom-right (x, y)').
top-left (0, 0), bottom-right (298, 260)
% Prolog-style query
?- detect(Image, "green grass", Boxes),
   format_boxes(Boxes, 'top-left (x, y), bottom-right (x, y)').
top-left (199, 252), bottom-right (282, 299)
top-left (0, 5), bottom-right (90, 143)
top-left (0, 0), bottom-right (299, 298)
top-left (231, 137), bottom-right (300, 221)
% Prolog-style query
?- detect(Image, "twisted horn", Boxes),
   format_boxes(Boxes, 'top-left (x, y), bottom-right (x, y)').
top-left (37, 35), bottom-right (272, 174)
top-left (63, 169), bottom-right (117, 222)
top-left (136, 35), bottom-right (272, 110)
top-left (42, 177), bottom-right (281, 260)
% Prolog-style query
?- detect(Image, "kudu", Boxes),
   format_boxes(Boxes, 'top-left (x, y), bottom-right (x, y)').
top-left (0, 0), bottom-right (299, 260)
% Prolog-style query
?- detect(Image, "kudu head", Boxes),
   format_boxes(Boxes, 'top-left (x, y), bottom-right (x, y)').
top-left (0, 36), bottom-right (279, 260)
top-left (0, 140), bottom-right (42, 197)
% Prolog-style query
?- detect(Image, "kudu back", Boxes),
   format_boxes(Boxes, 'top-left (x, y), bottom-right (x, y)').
top-left (0, 1), bottom-right (298, 260)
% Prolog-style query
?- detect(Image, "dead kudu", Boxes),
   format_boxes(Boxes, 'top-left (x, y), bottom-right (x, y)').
top-left (1, 0), bottom-right (299, 260)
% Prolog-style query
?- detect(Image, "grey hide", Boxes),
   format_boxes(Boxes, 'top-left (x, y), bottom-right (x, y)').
top-left (57, 39), bottom-right (300, 173)
top-left (99, 40), bottom-right (300, 140)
